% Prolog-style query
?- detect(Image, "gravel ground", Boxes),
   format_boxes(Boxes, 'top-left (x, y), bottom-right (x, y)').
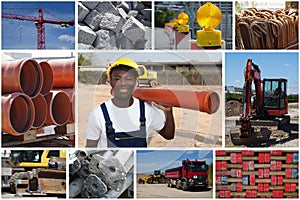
top-left (225, 104), bottom-right (299, 148)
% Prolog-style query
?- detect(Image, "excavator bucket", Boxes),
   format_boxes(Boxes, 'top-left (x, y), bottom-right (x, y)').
top-left (230, 127), bottom-right (271, 147)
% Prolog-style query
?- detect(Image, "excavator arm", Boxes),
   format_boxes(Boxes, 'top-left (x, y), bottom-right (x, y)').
top-left (240, 59), bottom-right (264, 137)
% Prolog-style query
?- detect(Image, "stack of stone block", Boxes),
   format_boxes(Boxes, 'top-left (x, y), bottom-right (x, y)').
top-left (78, 1), bottom-right (152, 50)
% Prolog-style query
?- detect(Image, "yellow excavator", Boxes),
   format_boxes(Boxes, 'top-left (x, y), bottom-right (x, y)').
top-left (2, 150), bottom-right (66, 195)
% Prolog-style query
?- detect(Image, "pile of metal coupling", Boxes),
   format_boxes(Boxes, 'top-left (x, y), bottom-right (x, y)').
top-left (69, 150), bottom-right (133, 198)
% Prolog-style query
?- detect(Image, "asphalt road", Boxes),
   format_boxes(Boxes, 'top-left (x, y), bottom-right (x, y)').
top-left (137, 184), bottom-right (213, 198)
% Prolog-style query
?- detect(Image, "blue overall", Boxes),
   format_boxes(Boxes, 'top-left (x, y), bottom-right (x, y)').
top-left (100, 100), bottom-right (147, 147)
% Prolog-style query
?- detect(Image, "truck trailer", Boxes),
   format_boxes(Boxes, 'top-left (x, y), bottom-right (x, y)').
top-left (165, 159), bottom-right (208, 191)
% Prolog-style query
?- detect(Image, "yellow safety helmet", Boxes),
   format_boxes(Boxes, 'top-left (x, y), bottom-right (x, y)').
top-left (107, 57), bottom-right (140, 79)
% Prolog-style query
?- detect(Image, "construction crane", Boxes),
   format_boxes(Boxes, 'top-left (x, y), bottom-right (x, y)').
top-left (2, 8), bottom-right (74, 49)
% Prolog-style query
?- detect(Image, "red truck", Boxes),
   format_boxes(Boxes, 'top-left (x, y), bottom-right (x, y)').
top-left (165, 159), bottom-right (208, 191)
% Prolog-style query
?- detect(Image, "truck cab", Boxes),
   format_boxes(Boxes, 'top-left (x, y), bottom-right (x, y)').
top-left (165, 159), bottom-right (209, 191)
top-left (181, 159), bottom-right (208, 189)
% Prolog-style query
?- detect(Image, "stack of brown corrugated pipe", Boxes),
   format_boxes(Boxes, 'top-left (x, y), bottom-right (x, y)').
top-left (236, 8), bottom-right (298, 49)
top-left (2, 58), bottom-right (75, 136)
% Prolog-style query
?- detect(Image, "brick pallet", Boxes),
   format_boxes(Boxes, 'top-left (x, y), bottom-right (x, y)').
top-left (215, 150), bottom-right (298, 198)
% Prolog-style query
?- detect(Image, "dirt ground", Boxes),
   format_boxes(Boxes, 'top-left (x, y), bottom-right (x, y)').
top-left (225, 101), bottom-right (299, 147)
top-left (137, 183), bottom-right (212, 198)
top-left (78, 83), bottom-right (222, 147)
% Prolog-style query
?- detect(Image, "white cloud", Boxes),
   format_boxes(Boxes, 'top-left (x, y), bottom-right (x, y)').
top-left (234, 80), bottom-right (241, 83)
top-left (58, 34), bottom-right (75, 43)
top-left (185, 150), bottom-right (194, 155)
top-left (284, 63), bottom-right (292, 67)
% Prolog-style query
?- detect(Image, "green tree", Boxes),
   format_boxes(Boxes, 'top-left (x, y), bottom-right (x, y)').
top-left (155, 8), bottom-right (177, 27)
top-left (78, 54), bottom-right (91, 66)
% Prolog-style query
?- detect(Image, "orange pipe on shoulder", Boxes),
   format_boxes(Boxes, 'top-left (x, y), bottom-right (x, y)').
top-left (133, 88), bottom-right (219, 114)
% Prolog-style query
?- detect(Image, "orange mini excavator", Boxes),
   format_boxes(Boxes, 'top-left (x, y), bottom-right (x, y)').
top-left (230, 59), bottom-right (292, 146)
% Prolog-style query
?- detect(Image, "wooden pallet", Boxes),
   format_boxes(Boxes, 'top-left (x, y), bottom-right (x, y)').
top-left (2, 123), bottom-right (75, 147)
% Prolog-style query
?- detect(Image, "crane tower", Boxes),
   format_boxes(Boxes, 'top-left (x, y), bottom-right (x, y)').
top-left (2, 8), bottom-right (74, 49)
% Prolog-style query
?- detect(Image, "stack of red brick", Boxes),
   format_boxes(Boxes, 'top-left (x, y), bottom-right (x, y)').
top-left (216, 150), bottom-right (298, 198)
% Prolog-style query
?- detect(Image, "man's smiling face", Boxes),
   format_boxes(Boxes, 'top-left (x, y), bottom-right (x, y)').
top-left (110, 68), bottom-right (137, 101)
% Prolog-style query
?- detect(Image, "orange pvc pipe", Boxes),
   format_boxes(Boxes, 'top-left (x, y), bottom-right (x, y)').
top-left (133, 88), bottom-right (219, 114)
top-left (61, 88), bottom-right (75, 122)
top-left (2, 92), bottom-right (35, 136)
top-left (47, 58), bottom-right (75, 88)
top-left (2, 58), bottom-right (43, 98)
top-left (31, 94), bottom-right (47, 128)
top-left (39, 61), bottom-right (54, 95)
top-left (44, 90), bottom-right (71, 126)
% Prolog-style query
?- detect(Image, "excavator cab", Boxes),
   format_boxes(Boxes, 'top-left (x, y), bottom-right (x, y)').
top-left (263, 78), bottom-right (288, 115)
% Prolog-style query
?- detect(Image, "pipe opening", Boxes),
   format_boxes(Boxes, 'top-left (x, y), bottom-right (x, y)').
top-left (208, 92), bottom-right (220, 114)
top-left (20, 60), bottom-right (41, 97)
top-left (51, 92), bottom-right (71, 125)
top-left (39, 62), bottom-right (54, 95)
top-left (10, 96), bottom-right (32, 133)
top-left (32, 95), bottom-right (47, 128)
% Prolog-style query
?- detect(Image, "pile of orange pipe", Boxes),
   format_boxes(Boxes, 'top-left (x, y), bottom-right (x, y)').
top-left (1, 58), bottom-right (75, 136)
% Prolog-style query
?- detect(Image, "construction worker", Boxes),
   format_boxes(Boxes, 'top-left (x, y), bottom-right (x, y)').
top-left (86, 58), bottom-right (175, 147)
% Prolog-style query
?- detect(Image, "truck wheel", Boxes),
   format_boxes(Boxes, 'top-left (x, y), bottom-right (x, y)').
top-left (149, 80), bottom-right (157, 87)
top-left (181, 181), bottom-right (189, 191)
top-left (9, 172), bottom-right (28, 194)
top-left (159, 177), bottom-right (166, 183)
top-left (166, 179), bottom-right (170, 187)
top-left (147, 177), bottom-right (153, 184)
top-left (176, 180), bottom-right (181, 189)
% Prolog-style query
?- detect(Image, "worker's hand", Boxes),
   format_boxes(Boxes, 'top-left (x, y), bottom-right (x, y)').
top-left (152, 102), bottom-right (173, 112)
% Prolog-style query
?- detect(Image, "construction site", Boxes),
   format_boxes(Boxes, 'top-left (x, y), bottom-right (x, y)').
top-left (1, 52), bottom-right (75, 147)
top-left (225, 53), bottom-right (298, 147)
top-left (1, 150), bottom-right (67, 198)
top-left (78, 51), bottom-right (222, 148)
top-left (155, 1), bottom-right (232, 50)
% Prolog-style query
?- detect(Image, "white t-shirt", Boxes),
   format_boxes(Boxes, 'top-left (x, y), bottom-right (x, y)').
top-left (86, 97), bottom-right (166, 147)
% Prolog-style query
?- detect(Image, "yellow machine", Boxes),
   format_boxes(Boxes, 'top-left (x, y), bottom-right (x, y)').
top-left (144, 170), bottom-right (166, 184)
top-left (137, 65), bottom-right (158, 87)
top-left (2, 150), bottom-right (66, 194)
top-left (196, 2), bottom-right (222, 48)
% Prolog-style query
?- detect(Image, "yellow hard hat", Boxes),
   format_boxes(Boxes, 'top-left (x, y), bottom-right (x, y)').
top-left (107, 57), bottom-right (140, 79)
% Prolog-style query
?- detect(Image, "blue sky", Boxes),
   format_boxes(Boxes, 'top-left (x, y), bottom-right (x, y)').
top-left (136, 150), bottom-right (213, 174)
top-left (2, 1), bottom-right (75, 49)
top-left (225, 52), bottom-right (299, 95)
